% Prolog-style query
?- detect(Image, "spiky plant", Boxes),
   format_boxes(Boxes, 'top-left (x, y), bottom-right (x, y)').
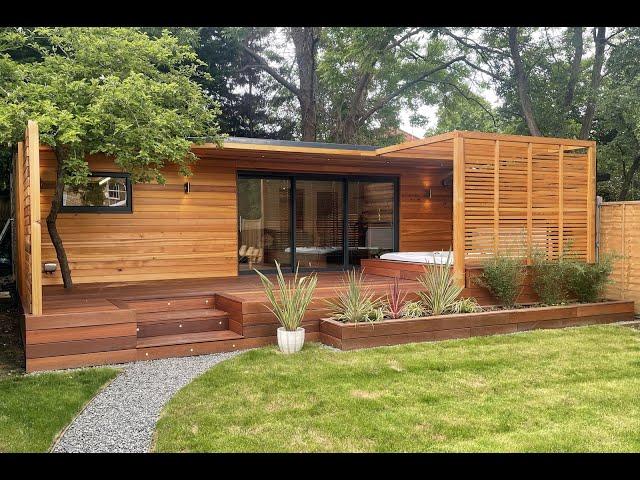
top-left (417, 251), bottom-right (462, 315)
top-left (403, 301), bottom-right (426, 318)
top-left (384, 277), bottom-right (408, 319)
top-left (254, 261), bottom-right (318, 331)
top-left (327, 269), bottom-right (382, 323)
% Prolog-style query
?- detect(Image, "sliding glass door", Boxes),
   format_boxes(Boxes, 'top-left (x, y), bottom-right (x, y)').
top-left (237, 177), bottom-right (291, 272)
top-left (295, 179), bottom-right (344, 268)
top-left (238, 173), bottom-right (397, 272)
top-left (347, 180), bottom-right (396, 266)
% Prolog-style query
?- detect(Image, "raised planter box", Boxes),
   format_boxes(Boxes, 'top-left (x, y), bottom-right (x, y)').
top-left (319, 300), bottom-right (635, 350)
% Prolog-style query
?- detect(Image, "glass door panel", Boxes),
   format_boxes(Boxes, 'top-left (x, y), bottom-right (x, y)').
top-left (238, 177), bottom-right (291, 272)
top-left (295, 180), bottom-right (344, 269)
top-left (347, 180), bottom-right (395, 266)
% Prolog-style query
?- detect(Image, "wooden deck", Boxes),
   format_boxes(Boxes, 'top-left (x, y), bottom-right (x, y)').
top-left (25, 272), bottom-right (420, 372)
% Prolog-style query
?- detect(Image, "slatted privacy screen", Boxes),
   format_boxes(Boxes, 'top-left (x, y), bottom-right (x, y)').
top-left (14, 121), bottom-right (42, 315)
top-left (462, 136), bottom-right (594, 266)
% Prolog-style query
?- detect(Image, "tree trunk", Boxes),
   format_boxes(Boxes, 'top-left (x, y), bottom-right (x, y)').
top-left (290, 27), bottom-right (320, 141)
top-left (619, 154), bottom-right (640, 201)
top-left (579, 27), bottom-right (606, 140)
top-left (47, 147), bottom-right (73, 288)
top-left (508, 27), bottom-right (542, 136)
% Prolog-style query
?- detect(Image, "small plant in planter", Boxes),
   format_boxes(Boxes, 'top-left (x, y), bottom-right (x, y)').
top-left (255, 261), bottom-right (317, 354)
top-left (475, 250), bottom-right (526, 308)
top-left (402, 301), bottom-right (427, 318)
top-left (564, 253), bottom-right (617, 303)
top-left (328, 269), bottom-right (383, 323)
top-left (384, 277), bottom-right (408, 319)
top-left (530, 248), bottom-right (571, 305)
top-left (451, 297), bottom-right (482, 314)
top-left (417, 251), bottom-right (462, 315)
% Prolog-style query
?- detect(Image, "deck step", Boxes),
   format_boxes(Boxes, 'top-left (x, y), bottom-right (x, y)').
top-left (136, 308), bottom-right (228, 324)
top-left (136, 330), bottom-right (243, 349)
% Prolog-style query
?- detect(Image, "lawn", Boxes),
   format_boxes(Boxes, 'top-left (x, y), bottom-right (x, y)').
top-left (154, 325), bottom-right (640, 452)
top-left (0, 299), bottom-right (119, 452)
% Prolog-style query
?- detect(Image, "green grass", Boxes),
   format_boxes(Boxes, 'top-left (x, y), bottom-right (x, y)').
top-left (0, 368), bottom-right (119, 452)
top-left (154, 325), bottom-right (640, 452)
top-left (0, 297), bottom-right (119, 452)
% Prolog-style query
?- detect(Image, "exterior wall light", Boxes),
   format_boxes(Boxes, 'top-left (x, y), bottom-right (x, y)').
top-left (184, 182), bottom-right (191, 194)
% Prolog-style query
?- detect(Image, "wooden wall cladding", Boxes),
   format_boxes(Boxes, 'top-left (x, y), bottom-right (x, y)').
top-left (39, 150), bottom-right (239, 285)
top-left (39, 146), bottom-right (453, 285)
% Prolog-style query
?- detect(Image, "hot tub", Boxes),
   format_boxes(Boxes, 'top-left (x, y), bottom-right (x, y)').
top-left (379, 251), bottom-right (454, 265)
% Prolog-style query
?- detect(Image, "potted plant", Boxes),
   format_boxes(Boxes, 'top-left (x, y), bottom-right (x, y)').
top-left (255, 261), bottom-right (318, 354)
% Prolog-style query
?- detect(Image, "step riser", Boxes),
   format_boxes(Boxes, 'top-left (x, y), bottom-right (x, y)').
top-left (137, 317), bottom-right (229, 338)
top-left (125, 296), bottom-right (215, 313)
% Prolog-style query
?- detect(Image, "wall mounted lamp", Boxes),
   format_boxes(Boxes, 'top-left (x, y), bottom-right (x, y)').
top-left (184, 182), bottom-right (191, 194)
top-left (425, 188), bottom-right (432, 199)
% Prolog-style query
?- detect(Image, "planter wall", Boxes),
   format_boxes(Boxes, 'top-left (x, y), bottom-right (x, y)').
top-left (319, 300), bottom-right (635, 350)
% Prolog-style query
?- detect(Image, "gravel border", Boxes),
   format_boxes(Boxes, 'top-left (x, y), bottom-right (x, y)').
top-left (51, 351), bottom-right (241, 453)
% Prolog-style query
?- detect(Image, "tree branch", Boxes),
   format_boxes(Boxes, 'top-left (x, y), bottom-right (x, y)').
top-left (239, 43), bottom-right (301, 98)
top-left (358, 55), bottom-right (465, 124)
top-left (579, 27), bottom-right (606, 140)
top-left (508, 27), bottom-right (542, 136)
top-left (563, 27), bottom-right (583, 110)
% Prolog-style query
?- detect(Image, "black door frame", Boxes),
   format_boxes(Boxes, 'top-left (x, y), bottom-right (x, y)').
top-left (237, 171), bottom-right (399, 274)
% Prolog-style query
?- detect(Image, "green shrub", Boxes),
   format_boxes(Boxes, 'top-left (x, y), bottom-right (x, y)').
top-left (564, 253), bottom-right (617, 303)
top-left (402, 301), bottom-right (427, 318)
top-left (416, 252), bottom-right (462, 315)
top-left (255, 261), bottom-right (318, 331)
top-left (530, 250), bottom-right (571, 305)
top-left (475, 253), bottom-right (526, 308)
top-left (451, 297), bottom-right (482, 314)
top-left (327, 269), bottom-right (383, 323)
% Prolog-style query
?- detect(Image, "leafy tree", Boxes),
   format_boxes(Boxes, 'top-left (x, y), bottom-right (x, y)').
top-left (229, 27), bottom-right (468, 144)
top-left (593, 28), bottom-right (640, 200)
top-left (440, 27), bottom-right (616, 139)
top-left (0, 27), bottom-right (222, 288)
top-left (196, 27), bottom-right (296, 139)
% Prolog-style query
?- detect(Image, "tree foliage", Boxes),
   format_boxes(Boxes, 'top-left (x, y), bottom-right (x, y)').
top-left (0, 27), bottom-right (223, 287)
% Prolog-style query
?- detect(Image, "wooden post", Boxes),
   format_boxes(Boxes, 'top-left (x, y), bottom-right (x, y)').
top-left (586, 144), bottom-right (596, 262)
top-left (558, 145), bottom-right (564, 258)
top-left (493, 140), bottom-right (500, 254)
top-left (26, 120), bottom-right (42, 316)
top-left (526, 142), bottom-right (533, 262)
top-left (452, 132), bottom-right (465, 287)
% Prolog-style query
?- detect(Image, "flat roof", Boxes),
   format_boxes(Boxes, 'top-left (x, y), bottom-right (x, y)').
top-left (224, 136), bottom-right (378, 151)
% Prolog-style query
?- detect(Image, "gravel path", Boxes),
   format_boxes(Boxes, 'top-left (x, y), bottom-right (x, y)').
top-left (52, 351), bottom-right (241, 453)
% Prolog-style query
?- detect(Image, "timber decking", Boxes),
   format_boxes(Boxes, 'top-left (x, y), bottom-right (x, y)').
top-left (26, 273), bottom-right (419, 372)
top-left (25, 272), bottom-right (632, 372)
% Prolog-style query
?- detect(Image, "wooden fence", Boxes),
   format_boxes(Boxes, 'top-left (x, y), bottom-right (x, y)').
top-left (600, 200), bottom-right (640, 312)
top-left (14, 120), bottom-right (42, 315)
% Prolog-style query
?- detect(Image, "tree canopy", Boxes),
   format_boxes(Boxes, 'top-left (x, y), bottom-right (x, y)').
top-left (0, 27), bottom-right (223, 287)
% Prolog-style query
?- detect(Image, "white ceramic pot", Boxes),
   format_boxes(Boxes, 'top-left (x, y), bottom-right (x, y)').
top-left (277, 327), bottom-right (305, 354)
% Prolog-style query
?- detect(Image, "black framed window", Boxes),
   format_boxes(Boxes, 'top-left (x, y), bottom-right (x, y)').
top-left (237, 172), bottom-right (399, 273)
top-left (61, 173), bottom-right (132, 213)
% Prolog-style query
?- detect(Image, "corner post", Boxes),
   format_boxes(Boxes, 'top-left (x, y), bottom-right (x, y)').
top-left (452, 132), bottom-right (465, 287)
top-left (586, 144), bottom-right (596, 263)
top-left (27, 120), bottom-right (42, 315)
